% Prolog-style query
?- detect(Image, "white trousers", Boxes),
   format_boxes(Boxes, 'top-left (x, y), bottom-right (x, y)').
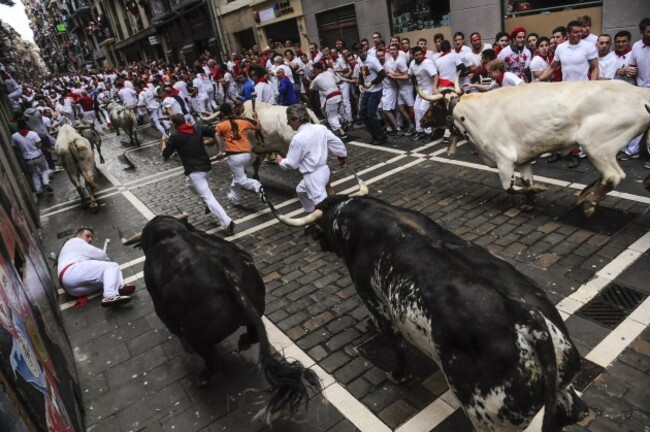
top-left (186, 171), bottom-right (231, 228)
top-left (339, 82), bottom-right (353, 122)
top-left (297, 165), bottom-right (330, 213)
top-left (61, 260), bottom-right (123, 298)
top-left (227, 153), bottom-right (261, 202)
top-left (622, 134), bottom-right (644, 156)
top-left (149, 108), bottom-right (167, 136)
top-left (414, 95), bottom-right (432, 134)
top-left (324, 96), bottom-right (342, 130)
top-left (25, 155), bottom-right (51, 193)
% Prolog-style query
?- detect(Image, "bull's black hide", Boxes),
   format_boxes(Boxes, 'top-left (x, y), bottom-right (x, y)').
top-left (137, 216), bottom-right (320, 419)
top-left (297, 196), bottom-right (588, 432)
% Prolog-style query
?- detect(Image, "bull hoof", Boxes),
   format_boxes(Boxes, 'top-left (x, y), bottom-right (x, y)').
top-left (387, 370), bottom-right (411, 385)
top-left (582, 202), bottom-right (596, 218)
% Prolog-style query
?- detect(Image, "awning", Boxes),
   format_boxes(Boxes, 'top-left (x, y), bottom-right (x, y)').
top-left (112, 26), bottom-right (157, 51)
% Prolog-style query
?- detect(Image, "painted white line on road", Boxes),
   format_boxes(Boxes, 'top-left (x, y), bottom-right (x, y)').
top-left (41, 191), bottom-right (122, 218)
top-left (412, 138), bottom-right (445, 154)
top-left (348, 140), bottom-right (407, 154)
top-left (395, 390), bottom-right (456, 432)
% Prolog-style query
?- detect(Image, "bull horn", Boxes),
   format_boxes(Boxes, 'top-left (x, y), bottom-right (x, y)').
top-left (454, 72), bottom-right (462, 95)
top-left (415, 85), bottom-right (444, 102)
top-left (199, 110), bottom-right (220, 122)
top-left (120, 211), bottom-right (188, 245)
top-left (352, 171), bottom-right (368, 196)
top-left (268, 200), bottom-right (323, 227)
top-left (121, 230), bottom-right (142, 245)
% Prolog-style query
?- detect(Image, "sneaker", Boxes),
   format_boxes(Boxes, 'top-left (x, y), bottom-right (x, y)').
top-left (645, 161), bottom-right (650, 169)
top-left (403, 128), bottom-right (416, 137)
top-left (546, 153), bottom-right (561, 163)
top-left (225, 221), bottom-right (236, 237)
top-left (227, 195), bottom-right (241, 206)
top-left (101, 295), bottom-right (132, 308)
top-left (412, 132), bottom-right (425, 141)
top-left (119, 284), bottom-right (136, 296)
top-left (540, 152), bottom-right (552, 158)
top-left (578, 147), bottom-right (587, 159)
top-left (568, 155), bottom-right (580, 168)
top-left (617, 152), bottom-right (639, 161)
top-left (386, 128), bottom-right (397, 136)
top-left (258, 186), bottom-right (268, 204)
top-left (43, 184), bottom-right (53, 192)
top-left (443, 129), bottom-right (451, 139)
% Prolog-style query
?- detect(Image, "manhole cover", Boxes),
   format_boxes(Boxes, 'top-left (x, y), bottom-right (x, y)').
top-left (577, 283), bottom-right (647, 329)
top-left (558, 206), bottom-right (636, 236)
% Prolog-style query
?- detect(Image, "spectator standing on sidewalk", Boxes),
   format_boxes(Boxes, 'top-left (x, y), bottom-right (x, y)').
top-left (12, 119), bottom-right (52, 196)
top-left (357, 46), bottom-right (388, 145)
top-left (58, 227), bottom-right (135, 308)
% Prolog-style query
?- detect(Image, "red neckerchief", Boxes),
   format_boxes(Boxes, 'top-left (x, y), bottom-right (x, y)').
top-left (18, 128), bottom-right (30, 137)
top-left (454, 47), bottom-right (463, 53)
top-left (439, 50), bottom-right (451, 58)
top-left (535, 52), bottom-right (552, 63)
top-left (614, 47), bottom-right (631, 57)
top-left (311, 52), bottom-right (319, 61)
top-left (495, 72), bottom-right (505, 87)
top-left (176, 123), bottom-right (194, 134)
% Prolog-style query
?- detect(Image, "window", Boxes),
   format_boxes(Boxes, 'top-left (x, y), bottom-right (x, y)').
top-left (504, 0), bottom-right (602, 18)
top-left (388, 0), bottom-right (451, 34)
top-left (316, 5), bottom-right (359, 50)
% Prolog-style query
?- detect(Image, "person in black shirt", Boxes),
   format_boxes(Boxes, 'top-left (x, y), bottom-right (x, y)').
top-left (162, 114), bottom-right (235, 236)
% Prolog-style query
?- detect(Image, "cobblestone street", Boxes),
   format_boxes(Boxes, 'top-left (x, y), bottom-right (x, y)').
top-left (39, 125), bottom-right (650, 432)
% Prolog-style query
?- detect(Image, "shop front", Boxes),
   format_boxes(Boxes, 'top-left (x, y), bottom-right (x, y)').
top-left (388, 0), bottom-right (453, 45)
top-left (504, 1), bottom-right (603, 37)
top-left (251, 0), bottom-right (306, 52)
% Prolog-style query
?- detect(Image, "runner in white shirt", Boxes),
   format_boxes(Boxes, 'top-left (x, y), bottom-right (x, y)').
top-left (596, 34), bottom-right (617, 79)
top-left (357, 47), bottom-right (388, 144)
top-left (612, 30), bottom-right (635, 85)
top-left (498, 27), bottom-right (533, 81)
top-left (538, 21), bottom-right (598, 82)
top-left (139, 85), bottom-right (166, 137)
top-left (276, 104), bottom-right (348, 213)
top-left (465, 59), bottom-right (523, 91)
top-left (466, 33), bottom-right (492, 78)
top-left (250, 69), bottom-right (276, 104)
top-left (12, 119), bottom-right (52, 195)
top-left (435, 40), bottom-right (463, 87)
top-left (578, 15), bottom-right (599, 45)
top-left (118, 85), bottom-right (138, 109)
top-left (417, 38), bottom-right (436, 61)
top-left (333, 53), bottom-right (353, 124)
top-left (310, 62), bottom-right (346, 138)
top-left (409, 46), bottom-right (439, 139)
top-left (377, 47), bottom-right (400, 135)
top-left (529, 37), bottom-right (553, 80)
top-left (386, 43), bottom-right (414, 134)
top-left (452, 32), bottom-right (474, 86)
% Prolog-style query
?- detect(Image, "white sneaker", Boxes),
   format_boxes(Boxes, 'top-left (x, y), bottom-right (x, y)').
top-left (101, 295), bottom-right (131, 308)
top-left (540, 152), bottom-right (552, 158)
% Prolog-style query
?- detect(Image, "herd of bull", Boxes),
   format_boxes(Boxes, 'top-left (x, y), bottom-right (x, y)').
top-left (54, 79), bottom-right (650, 430)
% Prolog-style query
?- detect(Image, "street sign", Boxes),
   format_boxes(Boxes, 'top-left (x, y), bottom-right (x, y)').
top-left (55, 23), bottom-right (66, 32)
top-left (148, 35), bottom-right (160, 45)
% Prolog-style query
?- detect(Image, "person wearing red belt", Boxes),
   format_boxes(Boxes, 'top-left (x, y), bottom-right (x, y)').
top-left (57, 227), bottom-right (134, 307)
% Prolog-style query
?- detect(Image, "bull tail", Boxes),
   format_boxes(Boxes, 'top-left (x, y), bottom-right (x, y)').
top-left (529, 310), bottom-right (560, 432)
top-left (224, 268), bottom-right (321, 422)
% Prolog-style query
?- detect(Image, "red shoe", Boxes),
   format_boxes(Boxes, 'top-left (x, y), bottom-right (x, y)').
top-left (119, 284), bottom-right (136, 295)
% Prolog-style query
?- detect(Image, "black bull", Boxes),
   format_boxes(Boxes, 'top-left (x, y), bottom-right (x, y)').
top-left (128, 216), bottom-right (320, 418)
top-left (270, 195), bottom-right (588, 431)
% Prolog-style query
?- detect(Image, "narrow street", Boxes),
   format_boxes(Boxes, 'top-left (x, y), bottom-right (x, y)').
top-left (40, 125), bottom-right (650, 432)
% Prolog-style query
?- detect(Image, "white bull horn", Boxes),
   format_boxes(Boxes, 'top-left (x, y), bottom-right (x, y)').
top-left (415, 85), bottom-right (444, 102)
top-left (199, 111), bottom-right (221, 122)
top-left (352, 171), bottom-right (368, 196)
top-left (121, 211), bottom-right (189, 245)
top-left (269, 201), bottom-right (323, 227)
top-left (454, 72), bottom-right (462, 95)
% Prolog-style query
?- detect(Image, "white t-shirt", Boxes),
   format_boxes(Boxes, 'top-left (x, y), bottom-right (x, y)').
top-left (555, 39), bottom-right (597, 82)
top-left (630, 39), bottom-right (650, 88)
top-left (279, 123), bottom-right (347, 175)
top-left (529, 55), bottom-right (551, 75)
top-left (613, 49), bottom-right (635, 85)
top-left (492, 71), bottom-right (524, 88)
top-left (12, 131), bottom-right (42, 160)
top-left (583, 34), bottom-right (598, 45)
top-left (598, 52), bottom-right (617, 79)
top-left (162, 96), bottom-right (183, 115)
top-left (254, 81), bottom-right (276, 104)
top-left (408, 58), bottom-right (438, 93)
top-left (58, 237), bottom-right (110, 273)
top-left (497, 45), bottom-right (533, 80)
top-left (358, 55), bottom-right (384, 93)
top-left (435, 52), bottom-right (462, 82)
top-left (118, 87), bottom-right (138, 108)
top-left (466, 43), bottom-right (492, 69)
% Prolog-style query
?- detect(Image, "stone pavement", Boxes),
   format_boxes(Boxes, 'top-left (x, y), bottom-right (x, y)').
top-left (38, 124), bottom-right (650, 431)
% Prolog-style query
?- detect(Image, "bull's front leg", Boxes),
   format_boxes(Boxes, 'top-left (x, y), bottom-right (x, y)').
top-left (518, 162), bottom-right (547, 212)
top-left (446, 133), bottom-right (459, 159)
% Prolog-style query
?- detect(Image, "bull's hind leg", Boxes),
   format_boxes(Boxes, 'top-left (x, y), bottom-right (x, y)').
top-left (576, 149), bottom-right (624, 216)
top-left (194, 344), bottom-right (216, 387)
top-left (365, 310), bottom-right (411, 384)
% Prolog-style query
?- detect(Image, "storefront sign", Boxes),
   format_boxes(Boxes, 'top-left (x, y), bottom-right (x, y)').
top-left (148, 35), bottom-right (160, 45)
top-left (55, 23), bottom-right (66, 32)
top-left (259, 7), bottom-right (275, 23)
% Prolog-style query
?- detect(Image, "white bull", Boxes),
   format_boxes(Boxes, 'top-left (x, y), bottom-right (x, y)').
top-left (106, 101), bottom-right (139, 146)
top-left (418, 79), bottom-right (650, 216)
top-left (201, 101), bottom-right (320, 178)
top-left (55, 125), bottom-right (99, 212)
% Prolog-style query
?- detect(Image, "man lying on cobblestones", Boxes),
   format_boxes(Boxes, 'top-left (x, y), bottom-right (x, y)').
top-left (162, 113), bottom-right (236, 236)
top-left (276, 104), bottom-right (348, 213)
top-left (58, 227), bottom-right (135, 308)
